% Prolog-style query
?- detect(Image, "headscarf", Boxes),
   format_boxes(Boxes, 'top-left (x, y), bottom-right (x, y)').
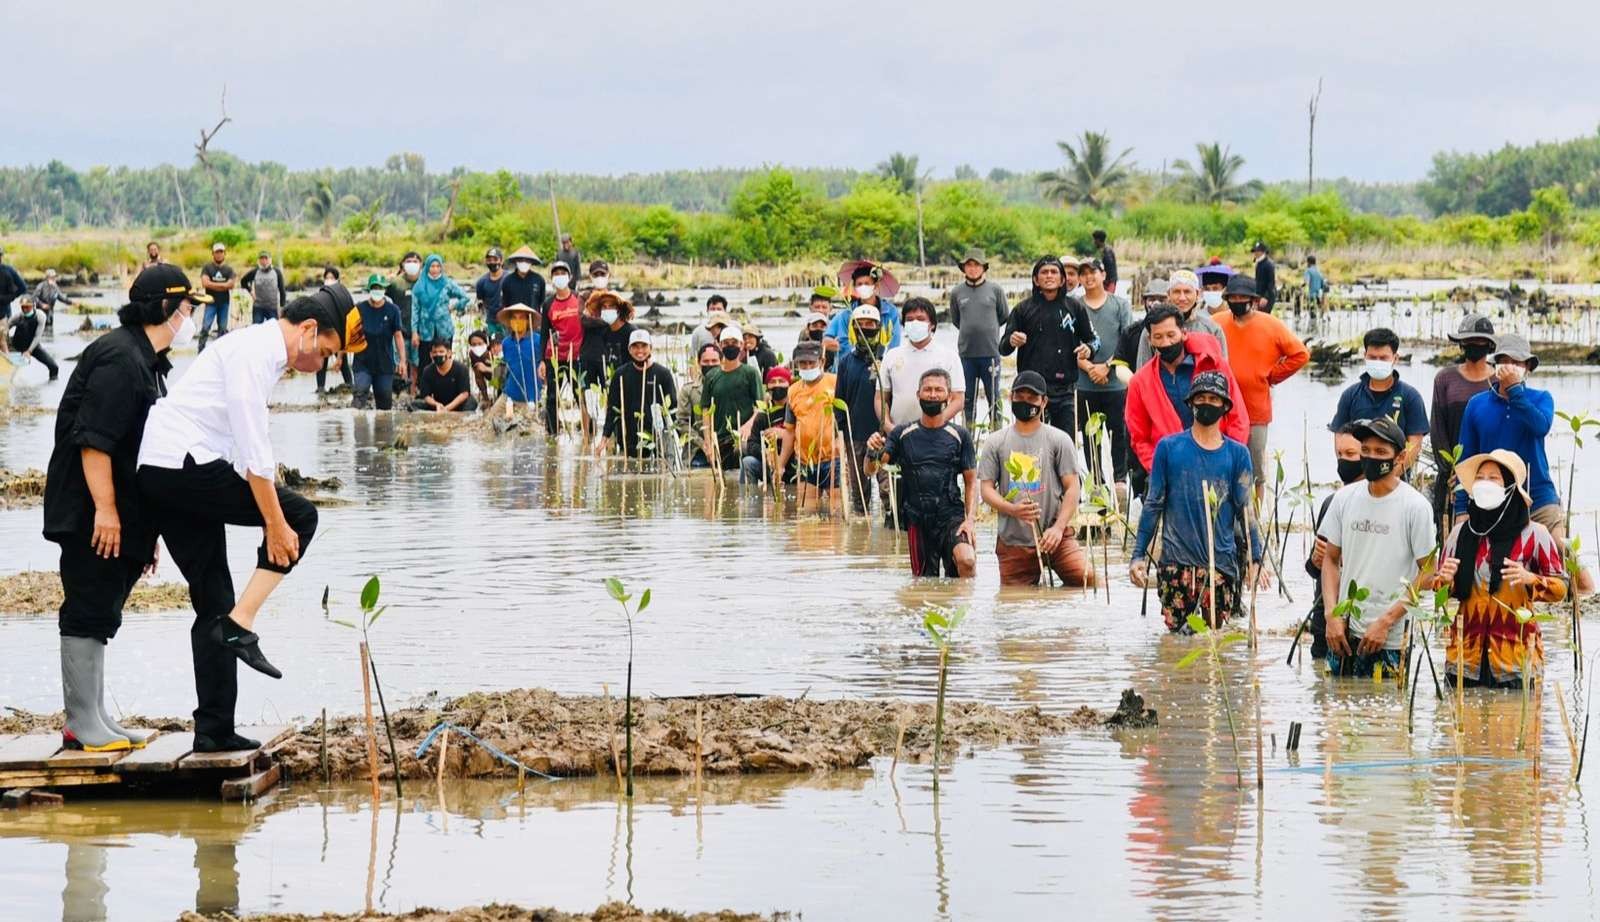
top-left (409, 254), bottom-right (449, 311)
top-left (1453, 460), bottom-right (1529, 598)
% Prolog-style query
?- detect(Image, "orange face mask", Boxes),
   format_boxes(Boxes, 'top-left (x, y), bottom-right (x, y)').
top-left (509, 317), bottom-right (529, 335)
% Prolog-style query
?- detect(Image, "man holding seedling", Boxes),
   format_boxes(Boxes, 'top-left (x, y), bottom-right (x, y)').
top-left (775, 342), bottom-right (839, 508)
top-left (1131, 371), bottom-right (1264, 632)
top-left (978, 371), bottom-right (1092, 587)
top-left (865, 368), bottom-right (978, 578)
top-left (1318, 417), bottom-right (1437, 677)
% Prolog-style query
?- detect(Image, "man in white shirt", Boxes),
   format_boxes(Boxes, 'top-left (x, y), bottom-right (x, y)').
top-left (878, 297), bottom-right (965, 428)
top-left (137, 290), bottom-right (347, 753)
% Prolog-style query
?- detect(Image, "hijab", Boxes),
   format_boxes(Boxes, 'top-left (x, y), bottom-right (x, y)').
top-left (1453, 461), bottom-right (1529, 598)
top-left (409, 254), bottom-right (449, 310)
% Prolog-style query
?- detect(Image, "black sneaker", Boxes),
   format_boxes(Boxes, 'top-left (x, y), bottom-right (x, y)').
top-left (208, 619), bottom-right (283, 679)
top-left (193, 732), bottom-right (262, 753)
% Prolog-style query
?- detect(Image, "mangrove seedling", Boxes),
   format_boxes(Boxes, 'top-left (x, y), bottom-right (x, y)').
top-left (605, 577), bottom-right (651, 798)
top-left (923, 604), bottom-right (968, 792)
top-left (1003, 450), bottom-right (1052, 587)
top-left (328, 576), bottom-right (402, 798)
top-left (1175, 611), bottom-right (1249, 787)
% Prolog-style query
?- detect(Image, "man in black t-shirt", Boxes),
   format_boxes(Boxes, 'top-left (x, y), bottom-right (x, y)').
top-left (415, 342), bottom-right (477, 412)
top-left (198, 242), bottom-right (237, 351)
top-left (865, 368), bottom-right (978, 578)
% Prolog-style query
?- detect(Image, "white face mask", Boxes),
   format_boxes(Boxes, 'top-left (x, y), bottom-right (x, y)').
top-left (798, 366), bottom-right (823, 383)
top-left (1498, 363), bottom-right (1526, 384)
top-left (515, 260), bottom-right (532, 274)
top-left (1365, 359), bottom-right (1395, 381)
top-left (324, 277), bottom-right (337, 286)
top-left (903, 320), bottom-right (931, 343)
top-left (600, 309), bottom-right (619, 325)
top-left (854, 283), bottom-right (875, 301)
top-left (1202, 290), bottom-right (1224, 309)
top-left (1471, 480), bottom-right (1508, 510)
top-left (368, 291), bottom-right (386, 304)
top-left (402, 261), bottom-right (421, 278)
top-left (592, 275), bottom-right (610, 290)
top-left (551, 274), bottom-right (570, 290)
top-left (166, 310), bottom-right (197, 348)
top-left (470, 344), bottom-right (487, 358)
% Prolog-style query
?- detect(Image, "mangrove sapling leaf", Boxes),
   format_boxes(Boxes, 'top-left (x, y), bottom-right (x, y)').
top-left (922, 605), bottom-right (968, 791)
top-left (328, 576), bottom-right (403, 799)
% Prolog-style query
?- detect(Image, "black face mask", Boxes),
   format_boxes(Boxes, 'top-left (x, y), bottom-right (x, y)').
top-left (1192, 403), bottom-right (1226, 426)
top-left (1363, 456), bottom-right (1395, 482)
top-left (700, 364), bottom-right (719, 374)
top-left (769, 387), bottom-right (789, 403)
top-left (856, 332), bottom-right (881, 353)
top-left (433, 354), bottom-right (448, 368)
top-left (1463, 343), bottom-right (1493, 362)
top-left (1011, 400), bottom-right (1041, 421)
top-left (1227, 300), bottom-right (1251, 317)
top-left (1156, 341), bottom-right (1185, 364)
top-left (721, 345), bottom-right (742, 361)
top-left (808, 329), bottom-right (825, 342)
top-left (1336, 458), bottom-right (1364, 484)
top-left (920, 398), bottom-right (947, 418)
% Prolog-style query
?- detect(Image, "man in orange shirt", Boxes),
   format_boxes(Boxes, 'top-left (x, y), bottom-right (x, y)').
top-left (1212, 275), bottom-right (1309, 498)
top-left (776, 341), bottom-right (843, 513)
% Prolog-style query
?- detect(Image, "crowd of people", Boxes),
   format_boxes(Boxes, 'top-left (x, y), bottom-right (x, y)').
top-left (8, 228), bottom-right (1587, 723)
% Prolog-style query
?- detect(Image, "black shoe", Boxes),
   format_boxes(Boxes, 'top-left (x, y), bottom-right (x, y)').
top-left (193, 732), bottom-right (262, 753)
top-left (208, 619), bottom-right (283, 679)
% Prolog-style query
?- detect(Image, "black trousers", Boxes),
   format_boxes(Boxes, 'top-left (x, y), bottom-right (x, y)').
top-left (1044, 394), bottom-right (1079, 441)
top-left (138, 456), bottom-right (318, 739)
top-left (57, 537), bottom-right (147, 641)
top-left (1077, 388), bottom-right (1130, 483)
top-left (25, 343), bottom-right (59, 378)
top-left (316, 355), bottom-right (352, 391)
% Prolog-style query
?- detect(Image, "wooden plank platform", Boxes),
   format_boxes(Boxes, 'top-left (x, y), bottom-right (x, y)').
top-left (47, 748), bottom-right (129, 770)
top-left (177, 725), bottom-right (294, 770)
top-left (222, 764), bottom-right (281, 802)
top-left (0, 734), bottom-right (68, 770)
top-left (118, 733), bottom-right (195, 773)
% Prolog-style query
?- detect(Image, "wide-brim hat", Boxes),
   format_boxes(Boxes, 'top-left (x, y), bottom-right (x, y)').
top-left (1492, 333), bottom-right (1539, 372)
top-left (705, 310), bottom-right (735, 329)
top-left (507, 245), bottom-right (543, 265)
top-left (1447, 313), bottom-right (1496, 344)
top-left (837, 259), bottom-right (899, 298)
top-left (956, 247), bottom-right (989, 270)
top-left (1184, 370), bottom-right (1233, 410)
top-left (587, 290), bottom-right (634, 321)
top-left (1196, 262), bottom-right (1236, 282)
top-left (1455, 449), bottom-right (1531, 505)
top-left (496, 303), bottom-right (539, 324)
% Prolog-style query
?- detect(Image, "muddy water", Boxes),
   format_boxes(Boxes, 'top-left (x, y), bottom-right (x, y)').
top-left (4, 302), bottom-right (1600, 919)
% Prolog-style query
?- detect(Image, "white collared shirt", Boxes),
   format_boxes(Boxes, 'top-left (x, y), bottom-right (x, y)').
top-left (878, 336), bottom-right (964, 426)
top-left (139, 320), bottom-right (287, 480)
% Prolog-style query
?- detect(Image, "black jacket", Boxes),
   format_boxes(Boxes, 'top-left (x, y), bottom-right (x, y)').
top-left (1255, 257), bottom-right (1277, 309)
top-left (604, 361), bottom-right (677, 455)
top-left (998, 261), bottom-right (1100, 401)
top-left (42, 325), bottom-right (170, 558)
top-left (499, 271), bottom-right (546, 318)
top-left (8, 309), bottom-right (43, 353)
top-left (0, 264), bottom-right (26, 306)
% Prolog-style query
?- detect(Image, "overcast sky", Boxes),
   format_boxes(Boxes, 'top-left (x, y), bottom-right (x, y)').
top-left (9, 0), bottom-right (1598, 183)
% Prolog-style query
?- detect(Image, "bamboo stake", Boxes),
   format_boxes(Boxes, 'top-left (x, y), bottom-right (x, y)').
top-left (359, 642), bottom-right (380, 804)
top-left (1557, 682), bottom-right (1580, 768)
top-left (437, 728), bottom-right (449, 784)
top-left (890, 709), bottom-right (909, 778)
top-left (1254, 677), bottom-right (1265, 792)
top-left (694, 700), bottom-right (704, 782)
top-left (320, 707), bottom-right (329, 783)
top-left (603, 682), bottom-right (624, 794)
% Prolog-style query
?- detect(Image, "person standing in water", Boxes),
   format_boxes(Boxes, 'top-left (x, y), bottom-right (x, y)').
top-left (947, 247), bottom-right (1009, 429)
top-left (197, 243), bottom-right (235, 351)
top-left (1430, 314), bottom-right (1495, 521)
top-left (137, 291), bottom-right (346, 752)
top-left (43, 265), bottom-right (199, 752)
top-left (239, 251), bottom-right (286, 325)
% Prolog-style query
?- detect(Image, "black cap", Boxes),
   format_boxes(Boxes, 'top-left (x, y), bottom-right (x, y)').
top-left (129, 264), bottom-right (193, 303)
top-left (1250, 240), bottom-right (1269, 253)
top-left (485, 246), bottom-right (503, 260)
top-left (793, 341), bottom-right (824, 362)
top-left (1224, 275), bottom-right (1257, 298)
top-left (1448, 313), bottom-right (1496, 343)
top-left (1012, 370), bottom-right (1048, 396)
top-left (589, 259), bottom-right (610, 276)
top-left (1185, 371), bottom-right (1233, 409)
top-left (1347, 416), bottom-right (1407, 453)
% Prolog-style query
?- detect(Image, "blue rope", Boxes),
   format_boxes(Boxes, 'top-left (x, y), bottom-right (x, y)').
top-left (413, 721), bottom-right (564, 782)
top-left (1271, 755), bottom-right (1532, 775)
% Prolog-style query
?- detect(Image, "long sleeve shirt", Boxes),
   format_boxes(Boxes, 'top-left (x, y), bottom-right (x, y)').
top-left (947, 279), bottom-right (1009, 358)
top-left (138, 320), bottom-right (285, 480)
top-left (1210, 310), bottom-right (1308, 424)
top-left (1454, 382), bottom-right (1558, 514)
top-left (999, 291), bottom-right (1099, 401)
top-left (604, 362), bottom-right (678, 454)
top-left (1133, 430), bottom-right (1263, 578)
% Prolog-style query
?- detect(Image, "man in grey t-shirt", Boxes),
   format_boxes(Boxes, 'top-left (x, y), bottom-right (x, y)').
top-left (1317, 417), bottom-right (1437, 677)
top-left (977, 371), bottom-right (1093, 587)
top-left (948, 247), bottom-right (1009, 429)
top-left (240, 251), bottom-right (285, 324)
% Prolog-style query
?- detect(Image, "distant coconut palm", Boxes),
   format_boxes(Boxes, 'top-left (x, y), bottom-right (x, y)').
top-left (1039, 131), bottom-right (1134, 209)
top-left (1170, 143), bottom-right (1264, 205)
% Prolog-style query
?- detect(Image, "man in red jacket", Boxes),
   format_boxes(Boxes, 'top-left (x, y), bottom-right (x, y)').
top-left (1126, 305), bottom-right (1249, 489)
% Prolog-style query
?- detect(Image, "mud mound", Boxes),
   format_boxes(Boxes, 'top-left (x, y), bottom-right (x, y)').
top-left (0, 706), bottom-right (186, 735)
top-left (0, 467), bottom-right (47, 509)
top-left (179, 903), bottom-right (785, 922)
top-left (276, 688), bottom-right (1098, 781)
top-left (0, 569), bottom-right (190, 616)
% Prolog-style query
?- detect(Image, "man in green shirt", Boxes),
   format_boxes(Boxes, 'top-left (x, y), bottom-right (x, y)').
top-left (700, 324), bottom-right (764, 471)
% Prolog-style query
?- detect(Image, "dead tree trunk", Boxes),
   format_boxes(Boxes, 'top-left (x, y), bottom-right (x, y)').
top-left (1307, 78), bottom-right (1323, 195)
top-left (195, 86), bottom-right (232, 225)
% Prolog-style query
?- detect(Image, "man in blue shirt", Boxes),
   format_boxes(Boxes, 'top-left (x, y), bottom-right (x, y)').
top-left (1131, 371), bottom-right (1265, 633)
top-left (1304, 255), bottom-right (1327, 307)
top-left (1329, 327), bottom-right (1428, 474)
top-left (834, 304), bottom-right (892, 520)
top-left (1453, 334), bottom-right (1562, 533)
top-left (474, 246), bottom-right (506, 336)
top-left (824, 262), bottom-right (901, 364)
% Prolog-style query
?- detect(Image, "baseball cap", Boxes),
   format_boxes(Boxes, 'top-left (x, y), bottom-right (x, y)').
top-left (1345, 416), bottom-right (1407, 453)
top-left (588, 259), bottom-right (610, 276)
top-left (258, 250), bottom-right (271, 259)
top-left (793, 341), bottom-right (824, 362)
top-left (719, 324), bottom-right (743, 342)
top-left (803, 311), bottom-right (827, 326)
top-left (1012, 370), bottom-right (1048, 396)
top-left (628, 329), bottom-right (652, 347)
top-left (211, 242), bottom-right (226, 252)
top-left (1251, 240), bottom-right (1269, 253)
top-left (129, 264), bottom-right (194, 303)
top-left (365, 273), bottom-right (387, 292)
top-left (1143, 279), bottom-right (1170, 299)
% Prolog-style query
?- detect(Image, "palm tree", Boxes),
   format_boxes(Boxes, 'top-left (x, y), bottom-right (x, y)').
top-left (876, 152), bottom-right (921, 195)
top-left (1170, 143), bottom-right (1264, 205)
top-left (303, 180), bottom-right (335, 236)
top-left (1039, 131), bottom-right (1134, 208)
